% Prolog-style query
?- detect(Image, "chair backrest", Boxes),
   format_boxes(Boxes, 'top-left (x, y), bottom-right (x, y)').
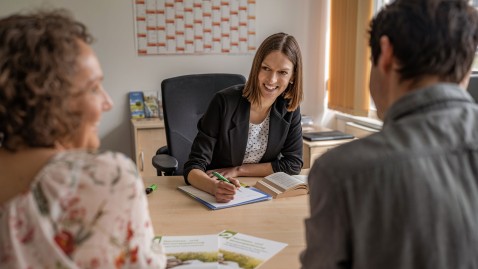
top-left (161, 73), bottom-right (247, 175)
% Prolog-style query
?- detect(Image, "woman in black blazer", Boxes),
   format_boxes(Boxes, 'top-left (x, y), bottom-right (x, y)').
top-left (184, 32), bottom-right (304, 202)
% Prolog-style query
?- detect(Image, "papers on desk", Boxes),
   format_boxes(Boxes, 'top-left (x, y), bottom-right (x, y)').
top-left (153, 230), bottom-right (287, 269)
top-left (154, 234), bottom-right (219, 268)
top-left (178, 185), bottom-right (272, 210)
top-left (219, 230), bottom-right (288, 269)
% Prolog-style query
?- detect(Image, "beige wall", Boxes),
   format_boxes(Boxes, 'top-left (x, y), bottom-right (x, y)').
top-left (0, 0), bottom-right (329, 159)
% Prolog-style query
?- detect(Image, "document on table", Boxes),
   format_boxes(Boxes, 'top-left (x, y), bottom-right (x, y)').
top-left (178, 185), bottom-right (272, 210)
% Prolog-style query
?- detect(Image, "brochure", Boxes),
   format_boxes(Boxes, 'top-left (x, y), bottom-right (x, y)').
top-left (154, 234), bottom-right (219, 268)
top-left (129, 91), bottom-right (146, 119)
top-left (218, 230), bottom-right (288, 269)
top-left (143, 90), bottom-right (162, 119)
top-left (154, 231), bottom-right (287, 269)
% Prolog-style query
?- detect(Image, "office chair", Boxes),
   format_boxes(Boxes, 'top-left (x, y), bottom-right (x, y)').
top-left (152, 73), bottom-right (247, 176)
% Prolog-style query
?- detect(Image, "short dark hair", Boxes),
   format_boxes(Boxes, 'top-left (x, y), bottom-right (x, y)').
top-left (369, 0), bottom-right (478, 83)
top-left (243, 32), bottom-right (303, 112)
top-left (0, 9), bottom-right (93, 151)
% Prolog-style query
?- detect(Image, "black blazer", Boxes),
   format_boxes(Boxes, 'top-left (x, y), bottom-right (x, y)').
top-left (183, 85), bottom-right (303, 183)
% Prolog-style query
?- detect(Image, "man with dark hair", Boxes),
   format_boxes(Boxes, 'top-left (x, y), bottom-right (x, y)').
top-left (301, 0), bottom-right (478, 268)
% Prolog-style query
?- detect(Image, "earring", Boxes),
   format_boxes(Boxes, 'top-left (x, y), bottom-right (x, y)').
top-left (290, 81), bottom-right (294, 84)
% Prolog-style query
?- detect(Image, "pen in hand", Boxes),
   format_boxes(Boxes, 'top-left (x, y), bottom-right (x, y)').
top-left (212, 171), bottom-right (231, 183)
top-left (212, 171), bottom-right (242, 192)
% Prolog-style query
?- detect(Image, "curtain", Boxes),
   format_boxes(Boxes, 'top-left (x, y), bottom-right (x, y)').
top-left (327, 0), bottom-right (373, 116)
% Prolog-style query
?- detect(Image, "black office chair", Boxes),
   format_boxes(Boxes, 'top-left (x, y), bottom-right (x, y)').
top-left (152, 73), bottom-right (247, 176)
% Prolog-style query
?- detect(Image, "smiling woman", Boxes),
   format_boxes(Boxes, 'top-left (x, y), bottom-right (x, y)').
top-left (67, 40), bottom-right (112, 150)
top-left (183, 32), bottom-right (304, 203)
top-left (0, 9), bottom-right (166, 268)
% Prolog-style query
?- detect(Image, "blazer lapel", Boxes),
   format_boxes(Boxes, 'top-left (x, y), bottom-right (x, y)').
top-left (229, 98), bottom-right (250, 166)
top-left (261, 99), bottom-right (289, 162)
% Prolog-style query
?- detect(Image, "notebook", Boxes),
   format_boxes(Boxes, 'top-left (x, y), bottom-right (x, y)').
top-left (178, 185), bottom-right (272, 210)
top-left (303, 130), bottom-right (354, 141)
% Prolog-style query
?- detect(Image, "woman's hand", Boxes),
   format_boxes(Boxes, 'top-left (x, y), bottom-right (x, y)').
top-left (208, 167), bottom-right (240, 178)
top-left (211, 175), bottom-right (241, 203)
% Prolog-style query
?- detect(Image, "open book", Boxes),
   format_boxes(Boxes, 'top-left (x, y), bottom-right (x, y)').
top-left (178, 185), bottom-right (271, 210)
top-left (254, 172), bottom-right (308, 199)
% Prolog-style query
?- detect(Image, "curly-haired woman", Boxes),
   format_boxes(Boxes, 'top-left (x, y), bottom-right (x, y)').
top-left (0, 9), bottom-right (166, 268)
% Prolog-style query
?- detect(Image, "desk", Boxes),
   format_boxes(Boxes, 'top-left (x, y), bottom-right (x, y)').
top-left (144, 176), bottom-right (309, 269)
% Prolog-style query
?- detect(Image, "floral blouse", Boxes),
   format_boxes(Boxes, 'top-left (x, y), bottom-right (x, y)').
top-left (0, 150), bottom-right (166, 269)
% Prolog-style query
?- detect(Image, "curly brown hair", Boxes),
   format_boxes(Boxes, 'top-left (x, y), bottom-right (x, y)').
top-left (0, 9), bottom-right (93, 151)
top-left (243, 32), bottom-right (303, 112)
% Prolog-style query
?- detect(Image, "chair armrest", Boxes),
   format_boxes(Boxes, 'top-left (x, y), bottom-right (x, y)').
top-left (156, 146), bottom-right (169, 155)
top-left (152, 154), bottom-right (178, 176)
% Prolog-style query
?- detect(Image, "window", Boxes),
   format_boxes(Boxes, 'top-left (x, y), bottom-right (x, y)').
top-left (327, 0), bottom-right (374, 117)
top-left (374, 0), bottom-right (392, 13)
top-left (326, 0), bottom-right (393, 120)
top-left (471, 1), bottom-right (478, 71)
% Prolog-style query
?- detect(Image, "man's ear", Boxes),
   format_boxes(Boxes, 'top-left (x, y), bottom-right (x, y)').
top-left (377, 36), bottom-right (394, 74)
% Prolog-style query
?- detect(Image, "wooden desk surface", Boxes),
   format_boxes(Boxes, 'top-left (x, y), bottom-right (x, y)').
top-left (144, 176), bottom-right (310, 269)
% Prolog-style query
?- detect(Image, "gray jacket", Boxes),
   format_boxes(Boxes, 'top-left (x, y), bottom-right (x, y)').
top-left (302, 83), bottom-right (478, 269)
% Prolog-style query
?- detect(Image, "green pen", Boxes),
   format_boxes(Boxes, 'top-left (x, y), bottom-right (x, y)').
top-left (212, 171), bottom-right (231, 183)
top-left (212, 172), bottom-right (242, 192)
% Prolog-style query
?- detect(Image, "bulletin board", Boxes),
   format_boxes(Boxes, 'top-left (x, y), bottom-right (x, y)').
top-left (134, 0), bottom-right (257, 55)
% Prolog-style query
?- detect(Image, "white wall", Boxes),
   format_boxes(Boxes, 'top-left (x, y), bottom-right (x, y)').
top-left (0, 0), bottom-right (328, 158)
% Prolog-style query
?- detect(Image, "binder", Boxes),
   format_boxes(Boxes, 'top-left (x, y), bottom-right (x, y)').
top-left (302, 130), bottom-right (354, 141)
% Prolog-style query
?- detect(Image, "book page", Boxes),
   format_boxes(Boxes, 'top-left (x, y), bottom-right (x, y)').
top-left (265, 172), bottom-right (306, 190)
top-left (218, 230), bottom-right (287, 269)
top-left (178, 185), bottom-right (270, 209)
top-left (293, 175), bottom-right (308, 184)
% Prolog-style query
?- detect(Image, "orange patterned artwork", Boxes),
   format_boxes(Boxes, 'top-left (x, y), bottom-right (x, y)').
top-left (134, 0), bottom-right (256, 55)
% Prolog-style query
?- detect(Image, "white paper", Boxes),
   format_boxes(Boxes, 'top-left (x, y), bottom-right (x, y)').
top-left (178, 185), bottom-right (269, 209)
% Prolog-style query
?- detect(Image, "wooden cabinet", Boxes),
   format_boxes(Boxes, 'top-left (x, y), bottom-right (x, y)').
top-left (302, 138), bottom-right (354, 169)
top-left (130, 119), bottom-right (167, 177)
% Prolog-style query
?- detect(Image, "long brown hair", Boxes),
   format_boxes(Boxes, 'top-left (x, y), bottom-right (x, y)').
top-left (243, 32), bottom-right (303, 112)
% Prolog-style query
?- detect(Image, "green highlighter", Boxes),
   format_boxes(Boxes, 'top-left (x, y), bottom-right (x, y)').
top-left (212, 172), bottom-right (245, 191)
top-left (212, 171), bottom-right (231, 183)
top-left (145, 184), bottom-right (157, 195)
